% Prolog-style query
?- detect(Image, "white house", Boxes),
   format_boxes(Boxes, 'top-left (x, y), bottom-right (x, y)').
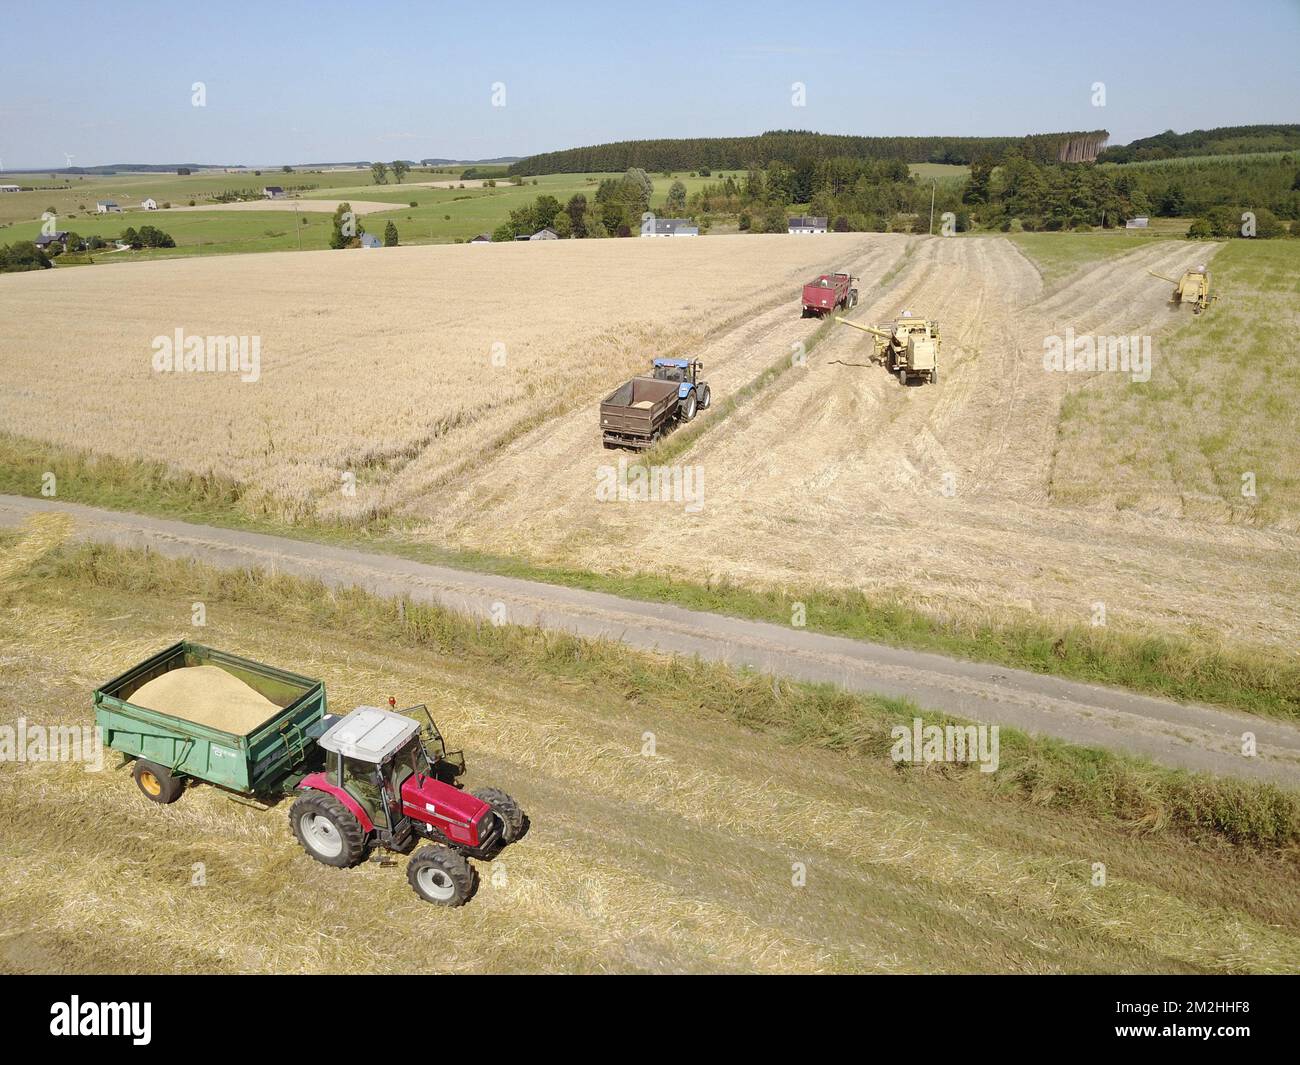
top-left (1125, 216), bottom-right (1149, 229)
top-left (0, 184), bottom-right (20, 193)
top-left (141, 197), bottom-right (158, 210)
top-left (788, 215), bottom-right (828, 234)
top-left (96, 201), bottom-right (122, 213)
top-left (642, 218), bottom-right (698, 237)
top-left (529, 227), bottom-right (558, 240)
top-left (359, 233), bottom-right (382, 249)
top-left (262, 186), bottom-right (285, 199)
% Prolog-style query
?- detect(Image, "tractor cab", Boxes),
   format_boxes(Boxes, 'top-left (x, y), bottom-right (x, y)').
top-left (651, 357), bottom-right (702, 386)
top-left (650, 357), bottom-right (710, 416)
top-left (313, 705), bottom-right (497, 856)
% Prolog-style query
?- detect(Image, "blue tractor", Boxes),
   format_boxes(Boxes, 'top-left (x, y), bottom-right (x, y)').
top-left (650, 358), bottom-right (711, 422)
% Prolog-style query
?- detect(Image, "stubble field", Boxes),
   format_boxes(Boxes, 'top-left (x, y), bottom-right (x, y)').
top-left (1, 525), bottom-right (1295, 974)
top-left (1, 232), bottom-right (1297, 655)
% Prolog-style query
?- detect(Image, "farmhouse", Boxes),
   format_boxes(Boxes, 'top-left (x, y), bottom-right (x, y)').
top-left (469, 233), bottom-right (492, 243)
top-left (530, 227), bottom-right (559, 240)
top-left (33, 231), bottom-right (70, 251)
top-left (359, 233), bottom-right (382, 249)
top-left (96, 201), bottom-right (122, 213)
top-left (141, 197), bottom-right (158, 210)
top-left (1125, 216), bottom-right (1149, 229)
top-left (262, 186), bottom-right (285, 199)
top-left (0, 184), bottom-right (20, 193)
top-left (788, 215), bottom-right (828, 234)
top-left (642, 218), bottom-right (699, 237)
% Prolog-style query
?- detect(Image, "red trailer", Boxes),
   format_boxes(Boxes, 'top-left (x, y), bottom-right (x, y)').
top-left (801, 272), bottom-right (859, 317)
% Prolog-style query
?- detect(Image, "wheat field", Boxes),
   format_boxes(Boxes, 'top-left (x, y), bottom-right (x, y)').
top-left (2, 234), bottom-right (1297, 652)
top-left (0, 235), bottom-right (873, 522)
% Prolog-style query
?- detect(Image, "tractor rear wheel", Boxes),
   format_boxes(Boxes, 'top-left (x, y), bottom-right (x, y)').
top-left (680, 392), bottom-right (698, 422)
top-left (290, 793), bottom-right (368, 868)
top-left (407, 846), bottom-right (475, 906)
top-left (133, 759), bottom-right (183, 804)
top-left (472, 787), bottom-right (526, 843)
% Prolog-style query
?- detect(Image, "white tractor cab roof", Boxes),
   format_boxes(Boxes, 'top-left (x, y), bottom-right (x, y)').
top-left (318, 705), bottom-right (420, 764)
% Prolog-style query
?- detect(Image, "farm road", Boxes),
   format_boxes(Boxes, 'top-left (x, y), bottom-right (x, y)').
top-left (3, 493), bottom-right (1297, 787)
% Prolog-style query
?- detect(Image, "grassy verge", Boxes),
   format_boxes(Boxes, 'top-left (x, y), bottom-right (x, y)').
top-left (2, 431), bottom-right (1296, 721)
top-left (10, 532), bottom-right (1297, 853)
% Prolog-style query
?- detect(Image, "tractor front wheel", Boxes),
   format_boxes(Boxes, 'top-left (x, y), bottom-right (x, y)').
top-left (897, 368), bottom-right (908, 386)
top-left (407, 846), bottom-right (475, 906)
top-left (473, 787), bottom-right (527, 843)
top-left (133, 759), bottom-right (184, 804)
top-left (699, 385), bottom-right (712, 409)
top-left (290, 793), bottom-right (368, 868)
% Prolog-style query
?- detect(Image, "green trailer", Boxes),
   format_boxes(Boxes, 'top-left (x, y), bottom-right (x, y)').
top-left (94, 641), bottom-right (329, 803)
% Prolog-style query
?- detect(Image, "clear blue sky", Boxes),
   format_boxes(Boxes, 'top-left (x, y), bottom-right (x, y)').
top-left (1, 0), bottom-right (1297, 169)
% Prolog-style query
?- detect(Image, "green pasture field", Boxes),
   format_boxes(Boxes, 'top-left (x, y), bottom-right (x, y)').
top-left (0, 170), bottom-right (723, 261)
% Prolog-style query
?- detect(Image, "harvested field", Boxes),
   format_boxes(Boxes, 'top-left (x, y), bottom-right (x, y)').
top-left (410, 235), bottom-right (1300, 652)
top-left (1, 534), bottom-right (1296, 974)
top-left (0, 233), bottom-right (1296, 656)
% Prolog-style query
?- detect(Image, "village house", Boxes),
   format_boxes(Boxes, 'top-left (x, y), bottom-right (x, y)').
top-left (788, 215), bottom-right (828, 234)
top-left (34, 231), bottom-right (71, 251)
top-left (641, 218), bottom-right (698, 237)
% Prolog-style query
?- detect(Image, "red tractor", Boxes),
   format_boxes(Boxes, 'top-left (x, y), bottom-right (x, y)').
top-left (290, 704), bottom-right (526, 906)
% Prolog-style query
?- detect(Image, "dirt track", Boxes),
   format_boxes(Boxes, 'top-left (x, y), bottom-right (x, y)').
top-left (3, 494), bottom-right (1297, 786)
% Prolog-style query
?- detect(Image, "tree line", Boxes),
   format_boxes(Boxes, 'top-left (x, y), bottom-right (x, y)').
top-left (1098, 125), bottom-right (1300, 163)
top-left (474, 148), bottom-right (1300, 242)
top-left (508, 129), bottom-right (1108, 176)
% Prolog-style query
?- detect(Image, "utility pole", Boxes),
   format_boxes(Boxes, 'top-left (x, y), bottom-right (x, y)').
top-left (928, 182), bottom-right (936, 235)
